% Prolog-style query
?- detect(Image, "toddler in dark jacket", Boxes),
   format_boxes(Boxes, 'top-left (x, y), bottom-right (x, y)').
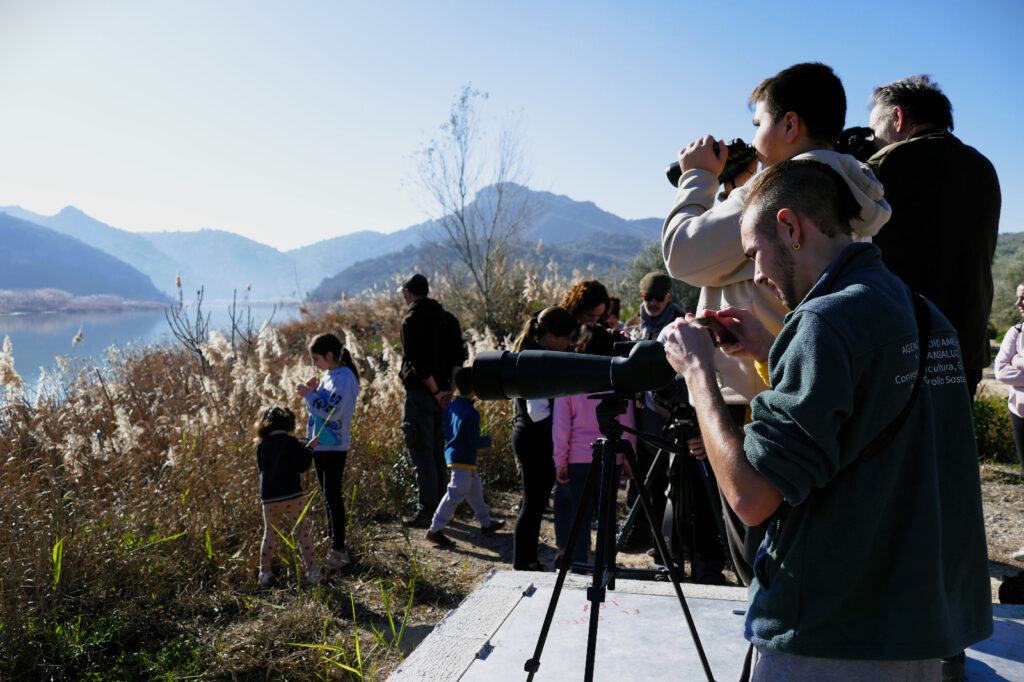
top-left (255, 406), bottom-right (320, 585)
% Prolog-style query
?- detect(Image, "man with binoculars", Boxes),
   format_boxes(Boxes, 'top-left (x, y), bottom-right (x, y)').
top-left (662, 61), bottom-right (892, 584)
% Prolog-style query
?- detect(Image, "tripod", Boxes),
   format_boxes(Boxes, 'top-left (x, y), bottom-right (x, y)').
top-left (524, 394), bottom-right (715, 682)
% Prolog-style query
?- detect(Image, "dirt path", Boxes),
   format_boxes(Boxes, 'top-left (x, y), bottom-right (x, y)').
top-left (394, 463), bottom-right (1022, 647)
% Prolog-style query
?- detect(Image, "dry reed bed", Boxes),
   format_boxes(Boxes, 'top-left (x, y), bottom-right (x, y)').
top-left (0, 289), bottom-right (526, 679)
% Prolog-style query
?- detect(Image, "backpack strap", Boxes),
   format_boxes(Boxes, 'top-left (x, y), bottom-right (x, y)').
top-left (860, 294), bottom-right (931, 461)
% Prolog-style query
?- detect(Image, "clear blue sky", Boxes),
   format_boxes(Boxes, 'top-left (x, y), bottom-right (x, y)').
top-left (1, 1), bottom-right (1021, 251)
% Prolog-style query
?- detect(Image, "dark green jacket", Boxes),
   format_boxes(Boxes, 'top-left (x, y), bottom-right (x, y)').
top-left (744, 243), bottom-right (992, 660)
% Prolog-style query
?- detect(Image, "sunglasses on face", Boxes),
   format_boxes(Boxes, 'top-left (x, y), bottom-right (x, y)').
top-left (643, 294), bottom-right (665, 303)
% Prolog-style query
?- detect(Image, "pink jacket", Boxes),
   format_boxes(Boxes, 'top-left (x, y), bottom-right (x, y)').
top-left (551, 394), bottom-right (636, 468)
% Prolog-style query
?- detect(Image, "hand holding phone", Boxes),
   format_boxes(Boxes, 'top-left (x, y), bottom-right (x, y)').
top-left (695, 315), bottom-right (738, 347)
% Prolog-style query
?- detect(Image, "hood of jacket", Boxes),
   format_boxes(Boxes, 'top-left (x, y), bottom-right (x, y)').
top-left (791, 149), bottom-right (891, 238)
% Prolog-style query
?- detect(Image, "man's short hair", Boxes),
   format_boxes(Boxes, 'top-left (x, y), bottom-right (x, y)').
top-left (454, 366), bottom-right (474, 396)
top-left (403, 273), bottom-right (429, 297)
top-left (748, 62), bottom-right (846, 145)
top-left (870, 75), bottom-right (953, 132)
top-left (742, 159), bottom-right (861, 239)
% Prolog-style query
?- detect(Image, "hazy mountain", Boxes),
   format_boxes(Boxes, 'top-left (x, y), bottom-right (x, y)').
top-left (285, 223), bottom-right (430, 296)
top-left (0, 205), bottom-right (182, 295)
top-left (310, 229), bottom-right (646, 301)
top-left (0, 213), bottom-right (168, 302)
top-left (1, 186), bottom-right (664, 301)
top-left (138, 228), bottom-right (301, 301)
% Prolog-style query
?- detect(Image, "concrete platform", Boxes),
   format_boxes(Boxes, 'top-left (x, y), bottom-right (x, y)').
top-left (389, 569), bottom-right (1024, 681)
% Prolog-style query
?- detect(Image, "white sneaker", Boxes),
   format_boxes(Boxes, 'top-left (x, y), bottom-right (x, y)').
top-left (324, 549), bottom-right (351, 570)
top-left (1013, 547), bottom-right (1024, 561)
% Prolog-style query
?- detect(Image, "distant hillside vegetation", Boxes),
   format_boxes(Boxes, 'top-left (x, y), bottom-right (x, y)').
top-left (309, 231), bottom-right (645, 301)
top-left (0, 212), bottom-right (169, 303)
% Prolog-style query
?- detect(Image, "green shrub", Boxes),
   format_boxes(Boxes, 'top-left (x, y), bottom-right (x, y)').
top-left (973, 395), bottom-right (1018, 464)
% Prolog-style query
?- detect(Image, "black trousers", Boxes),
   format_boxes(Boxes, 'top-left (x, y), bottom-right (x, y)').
top-left (314, 450), bottom-right (348, 552)
top-left (668, 449), bottom-right (725, 582)
top-left (624, 408), bottom-right (669, 547)
top-left (511, 425), bottom-right (555, 569)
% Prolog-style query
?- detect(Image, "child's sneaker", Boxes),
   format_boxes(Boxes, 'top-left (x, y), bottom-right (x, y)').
top-left (258, 571), bottom-right (273, 586)
top-left (480, 519), bottom-right (506, 536)
top-left (425, 529), bottom-right (456, 547)
top-left (324, 549), bottom-right (351, 570)
top-left (305, 569), bottom-right (323, 585)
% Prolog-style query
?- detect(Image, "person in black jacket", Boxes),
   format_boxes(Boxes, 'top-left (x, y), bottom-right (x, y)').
top-left (509, 306), bottom-right (578, 570)
top-left (867, 75), bottom-right (1001, 400)
top-left (399, 274), bottom-right (468, 528)
top-left (255, 406), bottom-right (319, 585)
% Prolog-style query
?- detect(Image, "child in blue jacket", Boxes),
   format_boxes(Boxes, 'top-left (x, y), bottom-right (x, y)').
top-left (425, 368), bottom-right (505, 547)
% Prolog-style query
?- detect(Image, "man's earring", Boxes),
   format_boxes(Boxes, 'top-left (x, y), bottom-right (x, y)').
top-left (792, 243), bottom-right (801, 251)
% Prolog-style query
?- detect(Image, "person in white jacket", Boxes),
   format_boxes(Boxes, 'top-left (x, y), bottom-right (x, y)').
top-left (994, 282), bottom-right (1024, 562)
top-left (662, 62), bottom-right (892, 585)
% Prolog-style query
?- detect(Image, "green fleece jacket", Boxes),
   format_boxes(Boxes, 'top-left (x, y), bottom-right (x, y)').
top-left (744, 243), bottom-right (992, 660)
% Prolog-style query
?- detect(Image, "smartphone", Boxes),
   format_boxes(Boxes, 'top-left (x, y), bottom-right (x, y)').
top-left (695, 316), bottom-right (738, 347)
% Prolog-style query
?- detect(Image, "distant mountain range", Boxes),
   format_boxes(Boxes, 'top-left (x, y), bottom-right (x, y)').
top-left (0, 213), bottom-right (169, 303)
top-left (0, 185), bottom-right (662, 304)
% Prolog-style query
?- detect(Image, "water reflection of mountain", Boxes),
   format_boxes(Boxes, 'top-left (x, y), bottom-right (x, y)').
top-left (0, 304), bottom-right (295, 390)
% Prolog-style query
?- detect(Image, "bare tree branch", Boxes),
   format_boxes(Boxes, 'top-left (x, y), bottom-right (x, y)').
top-left (415, 85), bottom-right (536, 333)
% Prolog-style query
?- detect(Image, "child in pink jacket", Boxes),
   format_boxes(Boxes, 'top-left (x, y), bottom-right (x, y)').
top-left (552, 324), bottom-right (635, 568)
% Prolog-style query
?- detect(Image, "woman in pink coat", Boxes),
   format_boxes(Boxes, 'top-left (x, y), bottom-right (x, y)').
top-left (552, 324), bottom-right (634, 568)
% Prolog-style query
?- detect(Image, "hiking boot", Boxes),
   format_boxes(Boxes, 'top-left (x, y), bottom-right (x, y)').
top-left (324, 549), bottom-right (351, 570)
top-left (403, 512), bottom-right (432, 529)
top-left (480, 519), bottom-right (506, 536)
top-left (425, 529), bottom-right (456, 547)
top-left (258, 571), bottom-right (273, 586)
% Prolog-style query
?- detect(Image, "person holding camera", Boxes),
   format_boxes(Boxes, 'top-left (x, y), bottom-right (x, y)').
top-left (867, 75), bottom-right (1001, 400)
top-left (661, 62), bottom-right (892, 585)
top-left (663, 158), bottom-right (991, 680)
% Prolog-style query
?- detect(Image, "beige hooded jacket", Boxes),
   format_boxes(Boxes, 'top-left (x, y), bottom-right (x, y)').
top-left (662, 150), bottom-right (891, 403)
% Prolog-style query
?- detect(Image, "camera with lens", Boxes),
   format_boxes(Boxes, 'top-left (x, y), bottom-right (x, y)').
top-left (665, 138), bottom-right (758, 188)
top-left (834, 126), bottom-right (876, 163)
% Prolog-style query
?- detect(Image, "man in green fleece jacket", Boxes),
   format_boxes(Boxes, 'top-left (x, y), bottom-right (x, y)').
top-left (663, 159), bottom-right (992, 680)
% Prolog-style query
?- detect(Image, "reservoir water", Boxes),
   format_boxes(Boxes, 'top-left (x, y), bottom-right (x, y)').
top-left (0, 302), bottom-right (298, 392)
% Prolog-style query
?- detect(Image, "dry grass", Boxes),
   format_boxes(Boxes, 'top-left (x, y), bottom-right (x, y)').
top-left (0, 281), bottom-right (551, 680)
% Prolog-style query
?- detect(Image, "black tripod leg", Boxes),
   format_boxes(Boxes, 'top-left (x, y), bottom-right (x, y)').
top-left (621, 445), bottom-right (716, 682)
top-left (524, 452), bottom-right (601, 680)
top-left (584, 439), bottom-right (619, 680)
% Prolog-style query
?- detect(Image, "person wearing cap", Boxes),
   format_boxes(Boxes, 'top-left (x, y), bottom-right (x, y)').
top-left (620, 272), bottom-right (689, 556)
top-left (398, 273), bottom-right (468, 528)
top-left (636, 272), bottom-right (686, 340)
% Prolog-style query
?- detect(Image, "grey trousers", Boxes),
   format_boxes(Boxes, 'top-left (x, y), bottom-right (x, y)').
top-left (402, 387), bottom-right (446, 513)
top-left (747, 646), bottom-right (940, 681)
top-left (429, 467), bottom-right (490, 533)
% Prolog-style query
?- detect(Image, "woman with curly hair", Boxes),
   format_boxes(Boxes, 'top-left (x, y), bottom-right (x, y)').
top-left (560, 279), bottom-right (610, 325)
